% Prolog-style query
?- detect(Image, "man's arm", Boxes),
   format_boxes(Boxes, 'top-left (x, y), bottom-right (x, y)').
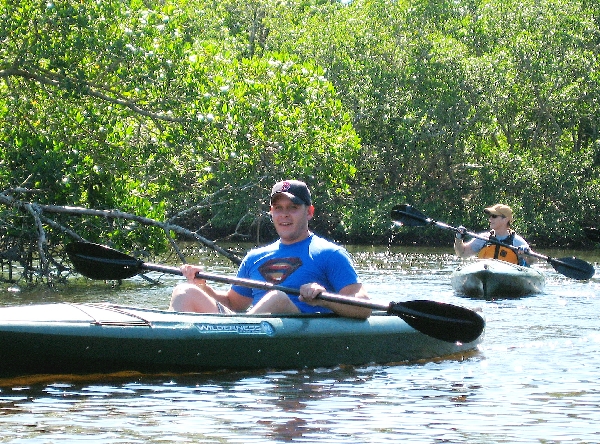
top-left (299, 282), bottom-right (371, 319)
top-left (180, 264), bottom-right (253, 312)
top-left (454, 238), bottom-right (476, 258)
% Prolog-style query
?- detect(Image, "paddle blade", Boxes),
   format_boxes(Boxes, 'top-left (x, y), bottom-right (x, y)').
top-left (549, 257), bottom-right (595, 281)
top-left (66, 242), bottom-right (143, 280)
top-left (390, 204), bottom-right (432, 227)
top-left (389, 300), bottom-right (485, 343)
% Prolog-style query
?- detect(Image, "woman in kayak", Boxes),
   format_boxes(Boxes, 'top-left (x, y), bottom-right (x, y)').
top-left (169, 180), bottom-right (371, 319)
top-left (453, 204), bottom-right (537, 267)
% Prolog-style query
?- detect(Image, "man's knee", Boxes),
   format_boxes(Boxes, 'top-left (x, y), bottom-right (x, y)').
top-left (169, 283), bottom-right (204, 311)
top-left (251, 290), bottom-right (298, 314)
top-left (171, 282), bottom-right (198, 297)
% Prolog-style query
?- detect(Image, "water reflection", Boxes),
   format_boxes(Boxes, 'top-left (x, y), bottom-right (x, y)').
top-left (0, 363), bottom-right (485, 442)
top-left (0, 245), bottom-right (599, 443)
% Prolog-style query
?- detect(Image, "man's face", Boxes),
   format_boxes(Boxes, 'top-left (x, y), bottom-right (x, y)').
top-left (270, 194), bottom-right (314, 244)
top-left (488, 213), bottom-right (509, 231)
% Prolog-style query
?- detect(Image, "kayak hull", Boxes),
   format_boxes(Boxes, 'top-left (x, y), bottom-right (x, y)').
top-left (0, 303), bottom-right (482, 377)
top-left (451, 259), bottom-right (545, 299)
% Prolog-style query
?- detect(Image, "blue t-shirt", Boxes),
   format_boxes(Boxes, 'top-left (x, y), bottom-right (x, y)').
top-left (232, 234), bottom-right (359, 313)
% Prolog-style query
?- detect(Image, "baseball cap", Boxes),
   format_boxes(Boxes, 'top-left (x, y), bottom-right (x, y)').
top-left (484, 204), bottom-right (513, 222)
top-left (270, 180), bottom-right (312, 206)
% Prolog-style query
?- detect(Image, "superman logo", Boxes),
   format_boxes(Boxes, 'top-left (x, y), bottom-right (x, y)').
top-left (258, 257), bottom-right (302, 284)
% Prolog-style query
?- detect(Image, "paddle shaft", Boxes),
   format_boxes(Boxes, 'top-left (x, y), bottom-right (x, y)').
top-left (438, 221), bottom-right (585, 271)
top-left (66, 242), bottom-right (486, 343)
top-left (455, 226), bottom-right (546, 262)
top-left (395, 208), bottom-right (536, 259)
top-left (144, 262), bottom-right (396, 313)
top-left (146, 264), bottom-right (482, 326)
top-left (391, 204), bottom-right (595, 280)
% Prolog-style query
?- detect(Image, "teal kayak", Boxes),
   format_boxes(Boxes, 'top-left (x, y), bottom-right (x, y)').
top-left (0, 303), bottom-right (482, 377)
top-left (451, 259), bottom-right (545, 299)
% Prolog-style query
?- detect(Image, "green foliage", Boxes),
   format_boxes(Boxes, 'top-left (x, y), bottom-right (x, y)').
top-left (1, 0), bottom-right (599, 254)
top-left (267, 0), bottom-right (600, 245)
top-left (0, 0), bottom-right (362, 252)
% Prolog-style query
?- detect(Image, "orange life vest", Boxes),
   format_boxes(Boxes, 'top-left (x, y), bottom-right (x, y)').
top-left (477, 232), bottom-right (519, 264)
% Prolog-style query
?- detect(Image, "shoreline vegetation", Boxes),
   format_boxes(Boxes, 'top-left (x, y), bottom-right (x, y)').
top-left (1, 0), bottom-right (599, 284)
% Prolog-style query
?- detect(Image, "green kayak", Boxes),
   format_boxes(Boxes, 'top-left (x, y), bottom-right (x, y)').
top-left (451, 259), bottom-right (545, 299)
top-left (0, 303), bottom-right (482, 377)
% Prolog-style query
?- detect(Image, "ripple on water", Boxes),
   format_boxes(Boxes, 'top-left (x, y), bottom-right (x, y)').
top-left (0, 247), bottom-right (599, 443)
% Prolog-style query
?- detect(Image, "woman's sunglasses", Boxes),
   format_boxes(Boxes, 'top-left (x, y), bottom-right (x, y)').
top-left (489, 214), bottom-right (505, 219)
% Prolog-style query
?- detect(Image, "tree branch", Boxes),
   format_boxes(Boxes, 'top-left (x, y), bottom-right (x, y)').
top-left (0, 190), bottom-right (243, 277)
top-left (0, 67), bottom-right (186, 124)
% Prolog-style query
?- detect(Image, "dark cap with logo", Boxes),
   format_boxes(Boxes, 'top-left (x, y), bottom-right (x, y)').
top-left (270, 180), bottom-right (312, 206)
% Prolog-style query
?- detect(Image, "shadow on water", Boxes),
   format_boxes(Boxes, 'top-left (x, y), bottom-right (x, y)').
top-left (0, 345), bottom-right (482, 389)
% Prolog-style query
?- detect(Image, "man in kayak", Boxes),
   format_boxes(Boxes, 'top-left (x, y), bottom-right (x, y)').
top-left (169, 180), bottom-right (371, 319)
top-left (453, 203), bottom-right (537, 267)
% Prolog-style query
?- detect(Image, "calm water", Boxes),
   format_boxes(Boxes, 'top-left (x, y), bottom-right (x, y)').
top-left (0, 245), bottom-right (599, 443)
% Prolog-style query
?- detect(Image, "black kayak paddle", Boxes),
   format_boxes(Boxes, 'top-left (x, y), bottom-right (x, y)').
top-left (391, 204), bottom-right (595, 281)
top-left (66, 242), bottom-right (485, 344)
